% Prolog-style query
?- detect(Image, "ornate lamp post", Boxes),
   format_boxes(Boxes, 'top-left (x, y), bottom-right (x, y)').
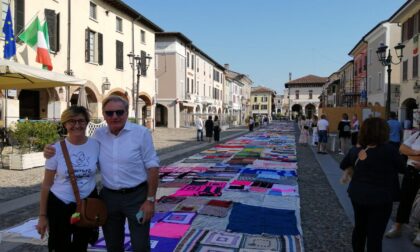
top-left (127, 52), bottom-right (152, 125)
top-left (376, 42), bottom-right (405, 118)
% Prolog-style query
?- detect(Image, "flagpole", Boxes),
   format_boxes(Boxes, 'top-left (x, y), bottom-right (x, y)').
top-left (14, 10), bottom-right (40, 39)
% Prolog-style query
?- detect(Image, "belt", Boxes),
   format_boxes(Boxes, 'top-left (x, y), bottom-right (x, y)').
top-left (105, 181), bottom-right (147, 194)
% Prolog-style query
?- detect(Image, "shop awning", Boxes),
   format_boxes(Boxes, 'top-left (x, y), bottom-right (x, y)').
top-left (0, 59), bottom-right (86, 89)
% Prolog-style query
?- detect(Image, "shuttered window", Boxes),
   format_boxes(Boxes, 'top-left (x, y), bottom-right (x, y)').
top-left (85, 28), bottom-right (103, 64)
top-left (141, 50), bottom-right (147, 76)
top-left (414, 55), bottom-right (419, 78)
top-left (116, 40), bottom-right (124, 69)
top-left (89, 2), bottom-right (97, 20)
top-left (14, 0), bottom-right (24, 39)
top-left (45, 9), bottom-right (59, 52)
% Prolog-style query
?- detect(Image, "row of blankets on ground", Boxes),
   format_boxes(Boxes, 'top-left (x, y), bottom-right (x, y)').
top-left (90, 122), bottom-right (303, 252)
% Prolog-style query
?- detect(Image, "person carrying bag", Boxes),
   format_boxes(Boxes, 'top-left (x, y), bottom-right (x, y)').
top-left (37, 106), bottom-right (104, 252)
top-left (60, 140), bottom-right (107, 228)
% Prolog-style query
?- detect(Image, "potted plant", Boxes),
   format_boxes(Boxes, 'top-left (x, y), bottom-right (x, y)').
top-left (7, 121), bottom-right (60, 170)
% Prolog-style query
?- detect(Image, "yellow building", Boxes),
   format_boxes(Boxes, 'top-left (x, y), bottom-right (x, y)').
top-left (250, 86), bottom-right (276, 120)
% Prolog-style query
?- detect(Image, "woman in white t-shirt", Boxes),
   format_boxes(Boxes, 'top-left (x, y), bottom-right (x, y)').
top-left (36, 106), bottom-right (100, 251)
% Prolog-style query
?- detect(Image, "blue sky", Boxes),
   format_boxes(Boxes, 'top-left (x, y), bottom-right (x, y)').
top-left (124, 0), bottom-right (405, 94)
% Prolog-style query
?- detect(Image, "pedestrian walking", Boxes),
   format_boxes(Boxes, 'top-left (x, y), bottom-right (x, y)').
top-left (195, 116), bottom-right (204, 141)
top-left (213, 115), bottom-right (221, 142)
top-left (298, 115), bottom-right (310, 145)
top-left (351, 114), bottom-right (359, 146)
top-left (340, 117), bottom-right (402, 252)
top-left (45, 96), bottom-right (160, 252)
top-left (338, 113), bottom-right (351, 155)
top-left (387, 111), bottom-right (402, 149)
top-left (311, 115), bottom-right (319, 146)
top-left (249, 117), bottom-right (254, 131)
top-left (317, 114), bottom-right (329, 154)
top-left (205, 115), bottom-right (214, 142)
top-left (385, 128), bottom-right (420, 246)
top-left (37, 106), bottom-right (100, 252)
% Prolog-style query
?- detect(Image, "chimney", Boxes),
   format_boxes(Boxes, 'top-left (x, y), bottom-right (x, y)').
top-left (224, 64), bottom-right (230, 70)
top-left (289, 72), bottom-right (292, 81)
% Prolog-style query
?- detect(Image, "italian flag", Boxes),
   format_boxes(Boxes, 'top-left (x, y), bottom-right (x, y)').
top-left (18, 17), bottom-right (53, 70)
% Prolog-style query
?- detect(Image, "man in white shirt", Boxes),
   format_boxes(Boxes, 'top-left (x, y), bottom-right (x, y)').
top-left (195, 116), bottom-right (204, 141)
top-left (44, 96), bottom-right (159, 252)
top-left (317, 114), bottom-right (329, 154)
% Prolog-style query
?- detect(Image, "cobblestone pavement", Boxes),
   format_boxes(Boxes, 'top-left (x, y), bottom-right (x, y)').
top-left (297, 137), bottom-right (353, 251)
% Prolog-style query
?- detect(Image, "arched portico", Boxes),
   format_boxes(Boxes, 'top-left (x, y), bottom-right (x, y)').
top-left (305, 103), bottom-right (316, 119)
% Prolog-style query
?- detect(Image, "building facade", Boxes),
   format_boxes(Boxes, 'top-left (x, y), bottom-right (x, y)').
top-left (155, 32), bottom-right (226, 128)
top-left (285, 75), bottom-right (326, 119)
top-left (389, 0), bottom-right (420, 123)
top-left (224, 67), bottom-right (253, 126)
top-left (250, 86), bottom-right (276, 119)
top-left (0, 0), bottom-right (162, 128)
top-left (364, 21), bottom-right (401, 112)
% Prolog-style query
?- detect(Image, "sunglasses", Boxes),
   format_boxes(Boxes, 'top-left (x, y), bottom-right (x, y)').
top-left (104, 110), bottom-right (125, 117)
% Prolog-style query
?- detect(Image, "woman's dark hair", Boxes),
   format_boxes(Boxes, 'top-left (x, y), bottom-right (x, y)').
top-left (342, 113), bottom-right (349, 120)
top-left (214, 115), bottom-right (219, 121)
top-left (358, 117), bottom-right (389, 147)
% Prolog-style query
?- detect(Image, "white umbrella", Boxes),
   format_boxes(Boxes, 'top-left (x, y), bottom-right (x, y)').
top-left (0, 59), bottom-right (85, 89)
top-left (77, 86), bottom-right (89, 110)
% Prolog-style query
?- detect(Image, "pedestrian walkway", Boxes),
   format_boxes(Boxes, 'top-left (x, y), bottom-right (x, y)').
top-left (311, 144), bottom-right (420, 251)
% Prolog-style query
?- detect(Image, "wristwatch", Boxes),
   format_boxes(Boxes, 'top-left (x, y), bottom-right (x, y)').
top-left (146, 196), bottom-right (155, 203)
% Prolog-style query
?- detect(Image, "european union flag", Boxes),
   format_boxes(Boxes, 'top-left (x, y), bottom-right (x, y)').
top-left (2, 5), bottom-right (16, 59)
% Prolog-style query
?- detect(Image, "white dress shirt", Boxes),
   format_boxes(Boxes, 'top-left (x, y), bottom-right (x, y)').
top-left (403, 131), bottom-right (420, 167)
top-left (93, 122), bottom-right (160, 190)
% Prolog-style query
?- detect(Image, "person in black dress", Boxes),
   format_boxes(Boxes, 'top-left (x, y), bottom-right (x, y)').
top-left (340, 117), bottom-right (402, 252)
top-left (205, 115), bottom-right (214, 142)
top-left (213, 115), bottom-right (221, 142)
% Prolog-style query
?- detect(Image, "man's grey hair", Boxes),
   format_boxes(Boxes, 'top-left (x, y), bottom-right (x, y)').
top-left (102, 95), bottom-right (129, 111)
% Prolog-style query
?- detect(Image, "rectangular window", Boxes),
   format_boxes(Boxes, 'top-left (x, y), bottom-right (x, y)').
top-left (116, 17), bottom-right (123, 32)
top-left (140, 50), bottom-right (147, 76)
top-left (186, 52), bottom-right (190, 68)
top-left (309, 90), bottom-right (313, 99)
top-left (403, 60), bottom-right (408, 81)
top-left (295, 90), bottom-right (299, 100)
top-left (45, 9), bottom-right (60, 52)
top-left (252, 105), bottom-right (259, 110)
top-left (414, 55), bottom-right (419, 78)
top-left (89, 31), bottom-right (95, 62)
top-left (262, 96), bottom-right (268, 102)
top-left (378, 72), bottom-right (382, 91)
top-left (186, 78), bottom-right (190, 93)
top-left (254, 97), bottom-right (257, 102)
top-left (14, 0), bottom-right (24, 40)
top-left (197, 81), bottom-right (199, 95)
top-left (191, 80), bottom-right (194, 93)
top-left (116, 40), bottom-right (123, 70)
top-left (89, 2), bottom-right (97, 20)
top-left (408, 16), bottom-right (414, 40)
top-left (197, 58), bottom-right (199, 72)
top-left (85, 28), bottom-right (103, 65)
top-left (191, 55), bottom-right (195, 70)
top-left (261, 105), bottom-right (268, 110)
top-left (141, 30), bottom-right (145, 43)
top-left (0, 1), bottom-right (7, 35)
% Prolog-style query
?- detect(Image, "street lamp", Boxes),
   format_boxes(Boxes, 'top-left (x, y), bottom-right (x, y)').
top-left (127, 51), bottom-right (152, 125)
top-left (376, 42), bottom-right (405, 118)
